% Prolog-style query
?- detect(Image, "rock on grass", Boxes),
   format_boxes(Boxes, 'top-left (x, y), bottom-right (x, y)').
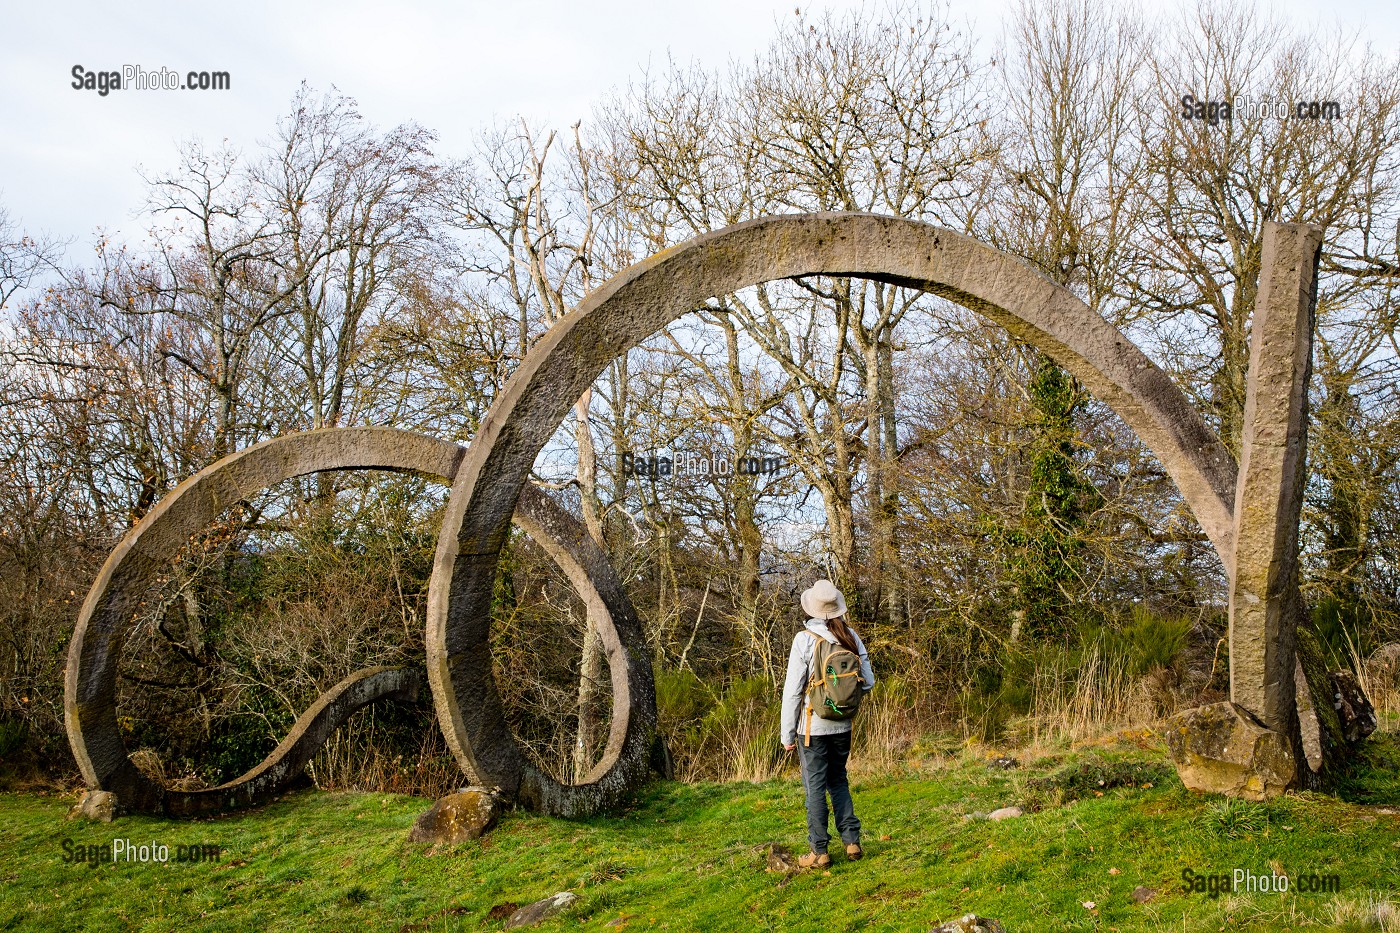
top-left (503, 892), bottom-right (577, 929)
top-left (66, 791), bottom-right (116, 823)
top-left (407, 789), bottom-right (497, 844)
top-left (929, 915), bottom-right (1006, 933)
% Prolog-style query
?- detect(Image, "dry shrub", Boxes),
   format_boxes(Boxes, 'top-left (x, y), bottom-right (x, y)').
top-left (1022, 645), bottom-right (1139, 745)
top-left (128, 746), bottom-right (210, 791)
top-left (654, 670), bottom-right (785, 782)
top-left (699, 676), bottom-right (785, 783)
top-left (850, 676), bottom-right (932, 775)
top-left (1328, 893), bottom-right (1400, 931)
top-left (1361, 643), bottom-right (1400, 729)
top-left (128, 747), bottom-right (166, 783)
top-left (1128, 665), bottom-right (1183, 721)
top-left (308, 707), bottom-right (463, 799)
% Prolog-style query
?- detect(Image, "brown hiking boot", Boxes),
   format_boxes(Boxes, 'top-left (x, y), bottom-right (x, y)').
top-left (845, 843), bottom-right (863, 861)
top-left (797, 851), bottom-right (832, 869)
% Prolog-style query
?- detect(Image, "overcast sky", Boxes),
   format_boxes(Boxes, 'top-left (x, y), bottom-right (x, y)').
top-left (2, 0), bottom-right (1397, 259)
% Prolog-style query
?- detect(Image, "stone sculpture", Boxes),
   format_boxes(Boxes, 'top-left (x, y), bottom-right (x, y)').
top-left (68, 212), bottom-right (1352, 816)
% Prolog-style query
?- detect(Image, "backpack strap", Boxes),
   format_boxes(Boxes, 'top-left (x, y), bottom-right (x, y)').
top-left (802, 630), bottom-right (823, 747)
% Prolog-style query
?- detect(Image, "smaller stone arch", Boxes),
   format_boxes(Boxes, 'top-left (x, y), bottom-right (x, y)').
top-left (65, 427), bottom-right (654, 816)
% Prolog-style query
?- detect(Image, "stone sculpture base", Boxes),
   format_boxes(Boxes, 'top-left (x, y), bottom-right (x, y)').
top-left (66, 790), bottom-right (117, 823)
top-left (1167, 634), bottom-right (1378, 800)
top-left (1166, 702), bottom-right (1296, 800)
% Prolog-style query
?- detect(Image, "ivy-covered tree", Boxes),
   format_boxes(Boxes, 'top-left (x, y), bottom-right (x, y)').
top-left (1008, 355), bottom-right (1099, 644)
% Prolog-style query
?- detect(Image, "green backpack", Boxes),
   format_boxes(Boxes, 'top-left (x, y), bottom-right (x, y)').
top-left (802, 631), bottom-right (866, 741)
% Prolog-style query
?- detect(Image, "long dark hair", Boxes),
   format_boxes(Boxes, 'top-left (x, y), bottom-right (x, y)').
top-left (824, 614), bottom-right (861, 655)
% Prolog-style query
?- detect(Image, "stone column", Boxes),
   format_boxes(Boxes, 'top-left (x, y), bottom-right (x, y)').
top-left (1228, 221), bottom-right (1323, 736)
top-left (1167, 223), bottom-right (1333, 800)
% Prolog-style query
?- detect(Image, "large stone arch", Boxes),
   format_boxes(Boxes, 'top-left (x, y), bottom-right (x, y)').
top-left (65, 427), bottom-right (652, 816)
top-left (429, 211), bottom-right (1334, 802)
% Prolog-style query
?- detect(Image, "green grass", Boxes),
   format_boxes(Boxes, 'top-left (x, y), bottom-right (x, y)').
top-left (3, 736), bottom-right (1399, 932)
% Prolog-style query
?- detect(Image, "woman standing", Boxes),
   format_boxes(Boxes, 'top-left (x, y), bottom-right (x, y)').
top-left (780, 579), bottom-right (875, 869)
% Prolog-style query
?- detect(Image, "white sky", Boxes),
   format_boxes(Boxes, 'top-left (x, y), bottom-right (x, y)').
top-left (1, 0), bottom-right (1397, 258)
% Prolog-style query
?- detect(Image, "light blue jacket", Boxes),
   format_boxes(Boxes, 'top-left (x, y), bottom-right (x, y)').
top-left (779, 618), bottom-right (875, 747)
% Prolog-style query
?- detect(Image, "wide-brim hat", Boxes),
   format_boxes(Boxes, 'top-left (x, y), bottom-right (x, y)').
top-left (801, 579), bottom-right (848, 620)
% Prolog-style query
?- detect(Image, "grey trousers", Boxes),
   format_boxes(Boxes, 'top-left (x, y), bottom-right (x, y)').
top-left (797, 732), bottom-right (861, 854)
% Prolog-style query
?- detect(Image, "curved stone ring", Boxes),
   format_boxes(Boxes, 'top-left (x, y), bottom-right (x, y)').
top-left (64, 426), bottom-right (635, 816)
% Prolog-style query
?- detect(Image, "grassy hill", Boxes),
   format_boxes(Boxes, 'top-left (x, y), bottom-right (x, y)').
top-left (3, 733), bottom-right (1399, 932)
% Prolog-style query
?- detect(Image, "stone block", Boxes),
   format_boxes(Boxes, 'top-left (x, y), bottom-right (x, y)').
top-left (1294, 626), bottom-right (1378, 788)
top-left (69, 790), bottom-right (117, 822)
top-left (1331, 669), bottom-right (1377, 744)
top-left (407, 789), bottom-right (498, 844)
top-left (1166, 701), bottom-right (1296, 800)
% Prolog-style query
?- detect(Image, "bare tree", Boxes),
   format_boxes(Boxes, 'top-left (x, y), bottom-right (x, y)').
top-left (131, 141), bottom-right (303, 458)
top-left (605, 2), bottom-right (996, 633)
top-left (1131, 4), bottom-right (1400, 453)
top-left (0, 205), bottom-right (61, 312)
top-left (256, 86), bottom-right (446, 432)
top-left (1128, 3), bottom-right (1400, 640)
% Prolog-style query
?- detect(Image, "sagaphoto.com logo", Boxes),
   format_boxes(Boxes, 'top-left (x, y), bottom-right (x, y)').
top-left (71, 64), bottom-right (230, 97)
top-left (1179, 93), bottom-right (1343, 127)
top-left (1181, 866), bottom-right (1341, 899)
top-left (60, 837), bottom-right (222, 867)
